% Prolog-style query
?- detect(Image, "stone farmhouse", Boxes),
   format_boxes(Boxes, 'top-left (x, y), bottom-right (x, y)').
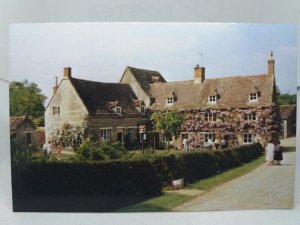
top-left (45, 51), bottom-right (282, 149)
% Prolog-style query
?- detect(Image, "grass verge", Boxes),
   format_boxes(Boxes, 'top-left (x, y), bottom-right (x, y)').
top-left (117, 193), bottom-right (194, 212)
top-left (187, 155), bottom-right (265, 190)
top-left (117, 154), bottom-right (265, 212)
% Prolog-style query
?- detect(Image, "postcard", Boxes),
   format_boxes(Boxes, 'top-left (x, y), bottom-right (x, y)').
top-left (9, 22), bottom-right (296, 212)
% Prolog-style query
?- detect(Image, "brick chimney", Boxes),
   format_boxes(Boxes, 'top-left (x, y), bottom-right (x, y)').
top-left (194, 64), bottom-right (205, 84)
top-left (268, 50), bottom-right (275, 75)
top-left (63, 67), bottom-right (72, 79)
top-left (53, 76), bottom-right (58, 95)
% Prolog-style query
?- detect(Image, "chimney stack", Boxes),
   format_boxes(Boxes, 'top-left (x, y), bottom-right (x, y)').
top-left (64, 67), bottom-right (72, 79)
top-left (194, 64), bottom-right (205, 84)
top-left (53, 76), bottom-right (58, 95)
top-left (268, 50), bottom-right (275, 75)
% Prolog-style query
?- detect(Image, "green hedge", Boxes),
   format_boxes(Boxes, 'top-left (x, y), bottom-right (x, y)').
top-left (12, 143), bottom-right (263, 197)
top-left (12, 159), bottom-right (162, 197)
top-left (150, 143), bottom-right (263, 185)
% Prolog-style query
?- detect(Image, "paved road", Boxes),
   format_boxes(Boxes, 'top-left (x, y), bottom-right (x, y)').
top-left (174, 137), bottom-right (296, 211)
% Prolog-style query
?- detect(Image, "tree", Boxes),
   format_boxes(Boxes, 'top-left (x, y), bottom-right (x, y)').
top-left (275, 85), bottom-right (296, 105)
top-left (9, 80), bottom-right (47, 126)
top-left (151, 109), bottom-right (185, 150)
top-left (278, 93), bottom-right (296, 105)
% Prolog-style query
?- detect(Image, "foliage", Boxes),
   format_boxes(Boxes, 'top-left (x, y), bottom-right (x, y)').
top-left (10, 138), bottom-right (34, 164)
top-left (278, 93), bottom-right (297, 105)
top-left (9, 80), bottom-right (47, 126)
top-left (51, 123), bottom-right (87, 150)
top-left (182, 104), bottom-right (282, 148)
top-left (151, 109), bottom-right (185, 149)
top-left (76, 141), bottom-right (127, 161)
top-left (12, 160), bottom-right (162, 197)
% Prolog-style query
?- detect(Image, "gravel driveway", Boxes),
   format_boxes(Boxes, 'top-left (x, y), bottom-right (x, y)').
top-left (174, 137), bottom-right (296, 211)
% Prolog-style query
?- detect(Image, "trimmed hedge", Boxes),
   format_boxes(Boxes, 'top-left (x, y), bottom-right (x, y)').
top-left (12, 159), bottom-right (162, 197)
top-left (12, 143), bottom-right (263, 197)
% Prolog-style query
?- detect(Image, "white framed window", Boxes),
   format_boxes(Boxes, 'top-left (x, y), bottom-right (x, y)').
top-left (53, 106), bottom-right (60, 115)
top-left (115, 107), bottom-right (122, 114)
top-left (166, 97), bottom-right (174, 105)
top-left (205, 113), bottom-right (216, 122)
top-left (140, 105), bottom-right (145, 113)
top-left (205, 133), bottom-right (215, 142)
top-left (208, 95), bottom-right (217, 103)
top-left (100, 128), bottom-right (112, 141)
top-left (249, 93), bottom-right (258, 102)
top-left (245, 112), bottom-right (256, 120)
top-left (243, 133), bottom-right (256, 143)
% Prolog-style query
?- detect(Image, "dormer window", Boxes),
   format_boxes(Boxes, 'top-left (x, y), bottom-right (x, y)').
top-left (249, 93), bottom-right (258, 102)
top-left (115, 107), bottom-right (122, 114)
top-left (166, 97), bottom-right (174, 105)
top-left (208, 95), bottom-right (217, 103)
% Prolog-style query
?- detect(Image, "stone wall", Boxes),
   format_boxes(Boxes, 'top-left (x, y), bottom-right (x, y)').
top-left (88, 115), bottom-right (147, 142)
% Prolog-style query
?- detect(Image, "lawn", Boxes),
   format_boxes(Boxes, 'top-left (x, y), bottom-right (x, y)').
top-left (117, 155), bottom-right (266, 212)
top-left (117, 193), bottom-right (194, 212)
top-left (31, 151), bottom-right (76, 161)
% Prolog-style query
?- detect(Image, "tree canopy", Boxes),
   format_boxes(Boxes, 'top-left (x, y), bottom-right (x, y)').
top-left (151, 109), bottom-right (185, 149)
top-left (278, 93), bottom-right (296, 105)
top-left (9, 80), bottom-right (47, 126)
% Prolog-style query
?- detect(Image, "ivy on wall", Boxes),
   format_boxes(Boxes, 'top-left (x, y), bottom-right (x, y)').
top-left (181, 103), bottom-right (282, 148)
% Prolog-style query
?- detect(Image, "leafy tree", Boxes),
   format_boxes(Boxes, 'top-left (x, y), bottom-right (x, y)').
top-left (9, 80), bottom-right (47, 125)
top-left (151, 109), bottom-right (185, 150)
top-left (275, 85), bottom-right (296, 105)
top-left (278, 93), bottom-right (296, 105)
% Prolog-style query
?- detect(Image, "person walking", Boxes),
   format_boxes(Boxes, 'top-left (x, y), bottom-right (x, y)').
top-left (265, 140), bottom-right (275, 166)
top-left (43, 141), bottom-right (53, 161)
top-left (274, 140), bottom-right (283, 165)
top-left (207, 138), bottom-right (213, 150)
top-left (182, 136), bottom-right (190, 152)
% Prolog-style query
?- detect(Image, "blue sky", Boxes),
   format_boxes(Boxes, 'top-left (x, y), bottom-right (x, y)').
top-left (10, 23), bottom-right (297, 104)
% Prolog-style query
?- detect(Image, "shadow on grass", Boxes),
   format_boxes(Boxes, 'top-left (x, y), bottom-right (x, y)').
top-left (12, 194), bottom-right (154, 212)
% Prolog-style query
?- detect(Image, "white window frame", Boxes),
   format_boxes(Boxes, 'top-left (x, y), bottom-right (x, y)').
top-left (204, 133), bottom-right (215, 142)
top-left (243, 133), bottom-right (256, 143)
top-left (53, 106), bottom-right (60, 115)
top-left (166, 97), bottom-right (174, 105)
top-left (245, 112), bottom-right (256, 120)
top-left (205, 113), bottom-right (216, 122)
top-left (115, 106), bottom-right (122, 114)
top-left (249, 93), bottom-right (258, 102)
top-left (100, 128), bottom-right (112, 141)
top-left (208, 95), bottom-right (217, 103)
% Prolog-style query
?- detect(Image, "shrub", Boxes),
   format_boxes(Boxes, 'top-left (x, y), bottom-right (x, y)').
top-left (76, 141), bottom-right (127, 161)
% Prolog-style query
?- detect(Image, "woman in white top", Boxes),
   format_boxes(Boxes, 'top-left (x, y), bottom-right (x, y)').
top-left (265, 141), bottom-right (275, 166)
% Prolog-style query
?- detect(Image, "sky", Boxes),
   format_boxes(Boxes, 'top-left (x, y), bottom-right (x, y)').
top-left (10, 23), bottom-right (297, 105)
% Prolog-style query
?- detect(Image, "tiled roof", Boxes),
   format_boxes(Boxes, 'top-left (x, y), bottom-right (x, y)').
top-left (10, 116), bottom-right (26, 132)
top-left (280, 105), bottom-right (296, 120)
top-left (10, 116), bottom-right (36, 135)
top-left (127, 66), bottom-right (166, 96)
top-left (149, 74), bottom-right (275, 110)
top-left (70, 78), bottom-right (142, 115)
